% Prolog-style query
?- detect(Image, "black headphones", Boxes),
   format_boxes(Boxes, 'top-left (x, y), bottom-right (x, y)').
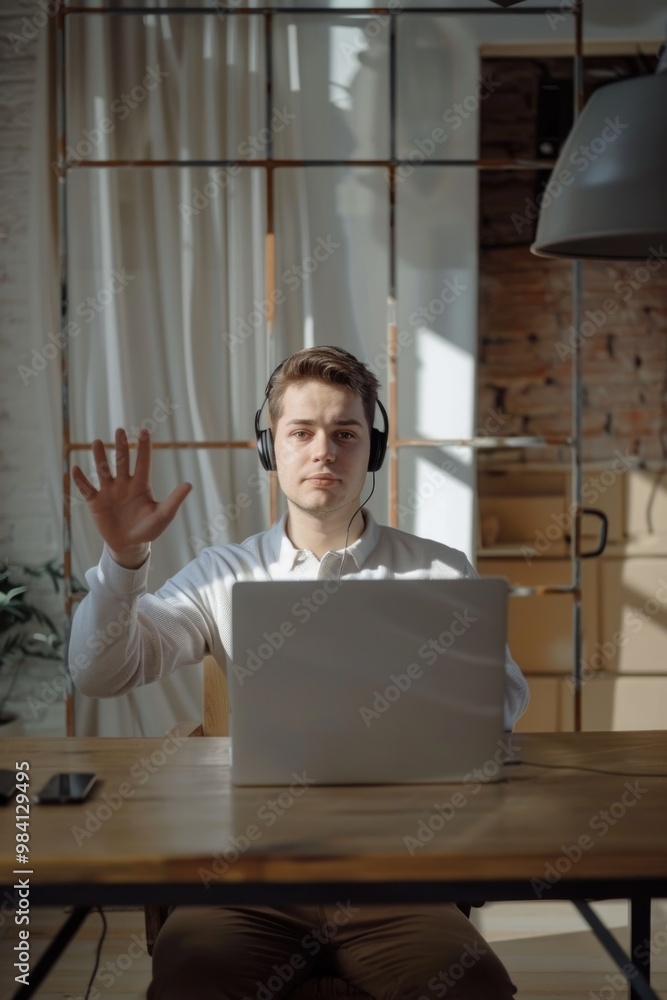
top-left (254, 358), bottom-right (389, 474)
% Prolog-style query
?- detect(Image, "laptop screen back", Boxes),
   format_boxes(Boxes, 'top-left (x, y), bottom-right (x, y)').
top-left (229, 577), bottom-right (508, 785)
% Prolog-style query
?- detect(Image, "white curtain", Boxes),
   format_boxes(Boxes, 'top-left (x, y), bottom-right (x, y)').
top-left (31, 15), bottom-right (274, 735)
top-left (29, 11), bottom-right (479, 735)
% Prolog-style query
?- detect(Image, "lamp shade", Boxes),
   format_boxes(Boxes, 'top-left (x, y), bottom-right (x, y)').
top-left (531, 71), bottom-right (667, 260)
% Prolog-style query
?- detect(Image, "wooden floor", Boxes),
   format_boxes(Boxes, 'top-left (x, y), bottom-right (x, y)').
top-left (1, 900), bottom-right (666, 999)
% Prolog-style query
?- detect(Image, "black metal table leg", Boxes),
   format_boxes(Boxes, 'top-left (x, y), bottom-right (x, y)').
top-left (631, 897), bottom-right (652, 1000)
top-left (11, 906), bottom-right (92, 1000)
top-left (574, 901), bottom-right (659, 1000)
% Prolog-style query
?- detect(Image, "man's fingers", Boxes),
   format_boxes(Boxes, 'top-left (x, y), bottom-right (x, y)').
top-left (161, 482), bottom-right (193, 525)
top-left (126, 483), bottom-right (192, 543)
top-left (133, 428), bottom-right (152, 487)
top-left (72, 465), bottom-right (98, 501)
top-left (115, 428), bottom-right (130, 479)
top-left (91, 438), bottom-right (114, 482)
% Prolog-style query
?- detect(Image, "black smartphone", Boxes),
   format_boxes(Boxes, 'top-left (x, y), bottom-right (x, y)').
top-left (36, 772), bottom-right (98, 804)
top-left (0, 769), bottom-right (16, 804)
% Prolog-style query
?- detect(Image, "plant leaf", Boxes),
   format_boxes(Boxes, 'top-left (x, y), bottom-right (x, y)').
top-left (0, 587), bottom-right (28, 605)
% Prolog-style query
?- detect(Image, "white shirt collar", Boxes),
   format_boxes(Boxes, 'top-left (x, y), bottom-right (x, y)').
top-left (270, 507), bottom-right (381, 573)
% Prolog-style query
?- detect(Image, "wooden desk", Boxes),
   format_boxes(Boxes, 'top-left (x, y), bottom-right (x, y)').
top-left (2, 731), bottom-right (667, 896)
top-left (2, 731), bottom-right (667, 1000)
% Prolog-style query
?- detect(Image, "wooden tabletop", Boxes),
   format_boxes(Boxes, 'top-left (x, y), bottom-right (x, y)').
top-left (2, 731), bottom-right (667, 887)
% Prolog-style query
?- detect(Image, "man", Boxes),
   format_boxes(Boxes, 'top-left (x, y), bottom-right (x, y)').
top-left (70, 345), bottom-right (527, 999)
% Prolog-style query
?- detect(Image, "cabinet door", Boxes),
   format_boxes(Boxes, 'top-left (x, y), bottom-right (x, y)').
top-left (514, 677), bottom-right (573, 733)
top-left (478, 558), bottom-right (598, 676)
top-left (598, 557), bottom-right (667, 675)
top-left (478, 559), bottom-right (598, 733)
top-left (582, 676), bottom-right (667, 730)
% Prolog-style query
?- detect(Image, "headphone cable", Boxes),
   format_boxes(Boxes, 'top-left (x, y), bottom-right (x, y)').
top-left (337, 471), bottom-right (376, 581)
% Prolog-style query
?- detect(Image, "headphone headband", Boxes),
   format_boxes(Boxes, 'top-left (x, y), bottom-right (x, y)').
top-left (254, 360), bottom-right (388, 473)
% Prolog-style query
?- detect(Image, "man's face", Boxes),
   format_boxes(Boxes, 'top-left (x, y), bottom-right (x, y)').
top-left (273, 380), bottom-right (371, 518)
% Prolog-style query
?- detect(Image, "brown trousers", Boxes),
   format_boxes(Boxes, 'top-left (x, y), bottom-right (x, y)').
top-left (146, 901), bottom-right (517, 1000)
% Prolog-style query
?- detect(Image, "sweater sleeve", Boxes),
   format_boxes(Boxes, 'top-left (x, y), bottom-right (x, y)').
top-left (69, 544), bottom-right (217, 698)
top-left (501, 643), bottom-right (530, 731)
top-left (458, 554), bottom-right (530, 731)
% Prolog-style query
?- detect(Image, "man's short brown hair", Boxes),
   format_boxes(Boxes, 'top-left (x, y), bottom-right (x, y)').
top-left (267, 346), bottom-right (381, 432)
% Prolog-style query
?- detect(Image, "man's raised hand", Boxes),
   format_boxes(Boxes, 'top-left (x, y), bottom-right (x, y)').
top-left (71, 428), bottom-right (192, 568)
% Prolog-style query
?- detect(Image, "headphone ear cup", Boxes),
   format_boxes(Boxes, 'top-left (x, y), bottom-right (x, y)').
top-left (368, 400), bottom-right (389, 472)
top-left (258, 429), bottom-right (276, 472)
top-left (368, 428), bottom-right (386, 473)
top-left (255, 405), bottom-right (277, 472)
top-left (368, 429), bottom-right (379, 473)
top-left (265, 429), bottom-right (276, 472)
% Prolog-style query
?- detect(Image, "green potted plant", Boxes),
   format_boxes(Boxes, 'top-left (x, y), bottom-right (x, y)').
top-left (0, 559), bottom-right (67, 734)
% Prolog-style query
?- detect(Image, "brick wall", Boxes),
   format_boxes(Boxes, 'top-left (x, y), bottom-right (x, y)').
top-left (478, 56), bottom-right (667, 468)
top-left (479, 247), bottom-right (667, 466)
top-left (0, 7), bottom-right (65, 735)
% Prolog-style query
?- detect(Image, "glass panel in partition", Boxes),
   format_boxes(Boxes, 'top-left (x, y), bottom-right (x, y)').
top-left (65, 14), bottom-right (265, 161)
top-left (272, 15), bottom-right (390, 161)
top-left (273, 166), bottom-right (390, 521)
top-left (66, 167), bottom-right (267, 443)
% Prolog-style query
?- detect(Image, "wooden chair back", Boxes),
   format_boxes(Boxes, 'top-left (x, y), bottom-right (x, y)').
top-left (202, 653), bottom-right (230, 736)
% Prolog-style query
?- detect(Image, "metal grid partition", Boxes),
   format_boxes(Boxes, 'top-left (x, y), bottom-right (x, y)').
top-left (56, 1), bottom-right (586, 736)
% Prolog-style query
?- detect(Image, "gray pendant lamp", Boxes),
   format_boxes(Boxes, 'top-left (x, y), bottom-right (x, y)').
top-left (531, 45), bottom-right (667, 261)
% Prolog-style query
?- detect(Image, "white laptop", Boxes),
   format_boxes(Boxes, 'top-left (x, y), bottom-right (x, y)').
top-left (229, 578), bottom-right (509, 786)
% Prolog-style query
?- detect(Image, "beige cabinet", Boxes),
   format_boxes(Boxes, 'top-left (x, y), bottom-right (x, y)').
top-left (478, 558), bottom-right (598, 676)
top-left (597, 557), bottom-right (667, 674)
top-left (477, 468), bottom-right (667, 732)
top-left (581, 675), bottom-right (667, 730)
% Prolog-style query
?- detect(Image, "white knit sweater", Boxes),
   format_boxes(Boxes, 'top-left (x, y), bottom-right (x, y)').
top-left (69, 508), bottom-right (529, 729)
